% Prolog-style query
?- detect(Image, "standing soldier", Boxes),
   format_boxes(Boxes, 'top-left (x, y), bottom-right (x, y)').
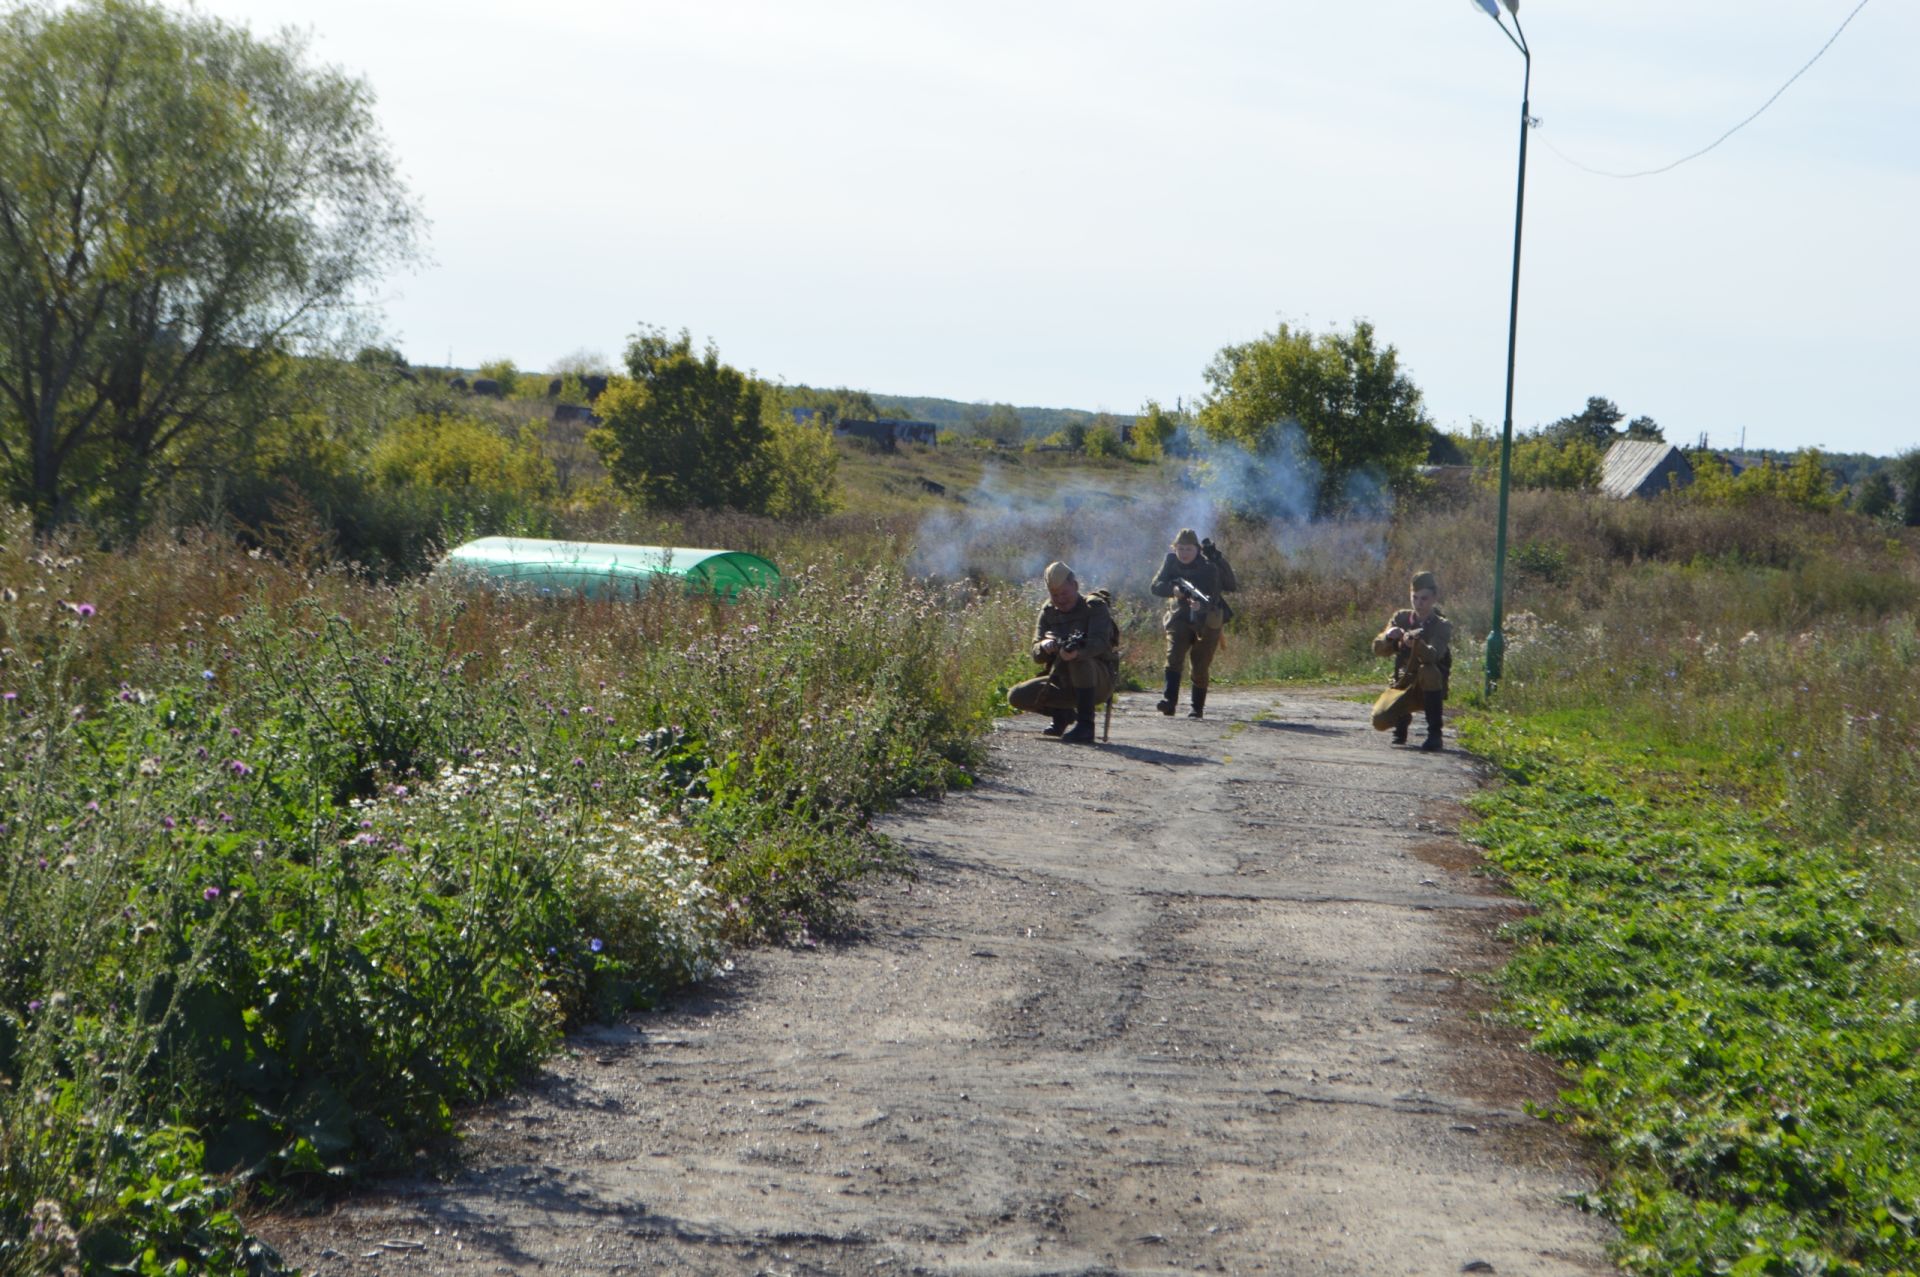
top-left (1007, 561), bottom-right (1118, 744)
top-left (1372, 570), bottom-right (1452, 751)
top-left (1150, 528), bottom-right (1228, 719)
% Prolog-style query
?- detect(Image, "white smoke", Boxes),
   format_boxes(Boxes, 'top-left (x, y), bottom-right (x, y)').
top-left (908, 422), bottom-right (1392, 591)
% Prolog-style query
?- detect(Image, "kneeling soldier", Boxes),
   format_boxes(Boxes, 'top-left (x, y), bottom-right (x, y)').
top-left (1007, 561), bottom-right (1118, 745)
top-left (1372, 570), bottom-right (1452, 751)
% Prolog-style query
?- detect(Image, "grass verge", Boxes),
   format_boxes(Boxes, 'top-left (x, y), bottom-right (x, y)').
top-left (1461, 710), bottom-right (1920, 1276)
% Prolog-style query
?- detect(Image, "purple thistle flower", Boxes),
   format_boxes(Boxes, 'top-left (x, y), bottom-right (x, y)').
top-left (226, 759), bottom-right (253, 777)
top-left (203, 886), bottom-right (221, 901)
top-left (162, 817), bottom-right (175, 830)
top-left (2, 692), bottom-right (15, 702)
top-left (27, 1000), bottom-right (41, 1013)
top-left (75, 602), bottom-right (95, 618)
top-left (571, 756), bottom-right (586, 768)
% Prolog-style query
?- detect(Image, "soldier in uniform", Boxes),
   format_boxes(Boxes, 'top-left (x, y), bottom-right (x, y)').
top-left (1372, 570), bottom-right (1453, 751)
top-left (1150, 528), bottom-right (1228, 719)
top-left (1007, 561), bottom-right (1118, 744)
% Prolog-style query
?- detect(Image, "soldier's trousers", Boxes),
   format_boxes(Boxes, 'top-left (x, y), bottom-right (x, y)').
top-left (1164, 623), bottom-right (1222, 690)
top-left (1009, 659), bottom-right (1113, 714)
top-left (1392, 690), bottom-right (1446, 737)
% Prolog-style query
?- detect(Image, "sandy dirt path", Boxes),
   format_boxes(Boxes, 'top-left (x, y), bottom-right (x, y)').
top-left (259, 688), bottom-right (1615, 1276)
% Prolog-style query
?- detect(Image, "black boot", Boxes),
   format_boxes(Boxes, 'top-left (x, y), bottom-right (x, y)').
top-left (1156, 667), bottom-right (1180, 715)
top-left (1419, 691), bottom-right (1445, 752)
top-left (1187, 687), bottom-right (1207, 719)
top-left (1041, 710), bottom-right (1072, 737)
top-left (1391, 716), bottom-right (1409, 746)
top-left (1062, 687), bottom-right (1098, 743)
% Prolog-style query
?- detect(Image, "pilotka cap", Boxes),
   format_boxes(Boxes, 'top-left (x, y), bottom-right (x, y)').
top-left (1044, 561), bottom-right (1075, 589)
top-left (1411, 570), bottom-right (1439, 594)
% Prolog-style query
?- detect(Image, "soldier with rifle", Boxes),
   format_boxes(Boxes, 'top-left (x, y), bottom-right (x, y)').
top-left (1007, 561), bottom-right (1118, 744)
top-left (1149, 528), bottom-right (1234, 719)
top-left (1372, 570), bottom-right (1453, 751)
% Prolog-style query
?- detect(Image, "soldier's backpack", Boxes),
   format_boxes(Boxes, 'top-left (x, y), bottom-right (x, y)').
top-left (1201, 539), bottom-right (1237, 623)
top-left (1087, 588), bottom-right (1122, 671)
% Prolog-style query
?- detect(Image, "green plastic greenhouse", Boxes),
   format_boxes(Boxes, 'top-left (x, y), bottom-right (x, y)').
top-left (440, 537), bottom-right (781, 600)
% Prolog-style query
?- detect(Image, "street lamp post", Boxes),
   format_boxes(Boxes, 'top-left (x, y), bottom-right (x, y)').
top-left (1474, 0), bottom-right (1530, 697)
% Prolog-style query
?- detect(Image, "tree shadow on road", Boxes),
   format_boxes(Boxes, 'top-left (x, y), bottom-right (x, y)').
top-left (1095, 741), bottom-right (1214, 767)
top-left (1244, 720), bottom-right (1348, 738)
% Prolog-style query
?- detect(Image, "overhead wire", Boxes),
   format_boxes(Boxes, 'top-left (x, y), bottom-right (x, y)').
top-left (1541, 0), bottom-right (1873, 179)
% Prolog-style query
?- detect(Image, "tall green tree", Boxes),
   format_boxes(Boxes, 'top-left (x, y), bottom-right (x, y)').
top-left (1543, 396), bottom-right (1626, 448)
top-left (1854, 469), bottom-right (1895, 519)
top-left (1197, 320), bottom-right (1429, 510)
top-left (1894, 449), bottom-right (1920, 527)
top-left (589, 326), bottom-right (772, 511)
top-left (0, 0), bottom-right (419, 531)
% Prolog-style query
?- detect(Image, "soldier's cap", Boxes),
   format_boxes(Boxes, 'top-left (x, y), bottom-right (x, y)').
top-left (1411, 570), bottom-right (1440, 594)
top-left (1172, 528), bottom-right (1201, 549)
top-left (1044, 561), bottom-right (1075, 590)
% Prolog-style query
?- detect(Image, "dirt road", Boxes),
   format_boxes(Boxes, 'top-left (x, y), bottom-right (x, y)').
top-left (261, 689), bottom-right (1615, 1276)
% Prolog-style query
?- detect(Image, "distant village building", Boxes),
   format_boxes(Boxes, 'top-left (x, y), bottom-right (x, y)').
top-left (831, 418), bottom-right (939, 451)
top-left (1600, 439), bottom-right (1694, 499)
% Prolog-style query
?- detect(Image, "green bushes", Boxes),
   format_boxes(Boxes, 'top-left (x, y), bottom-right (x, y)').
top-left (0, 527), bottom-right (1024, 1274)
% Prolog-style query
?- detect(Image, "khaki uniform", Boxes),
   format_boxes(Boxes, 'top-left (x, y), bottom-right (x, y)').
top-left (1008, 593), bottom-right (1118, 714)
top-left (1151, 553), bottom-right (1225, 692)
top-left (1373, 606), bottom-right (1452, 742)
top-left (1372, 607), bottom-right (1452, 691)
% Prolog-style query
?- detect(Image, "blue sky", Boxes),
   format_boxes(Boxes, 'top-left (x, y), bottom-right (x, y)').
top-left (202, 0), bottom-right (1916, 454)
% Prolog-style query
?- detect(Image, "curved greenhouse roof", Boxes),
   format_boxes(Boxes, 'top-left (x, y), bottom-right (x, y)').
top-left (441, 537), bottom-right (780, 600)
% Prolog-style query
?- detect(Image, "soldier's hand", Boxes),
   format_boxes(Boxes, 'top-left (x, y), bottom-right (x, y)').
top-left (1385, 626), bottom-right (1405, 646)
top-left (1060, 647), bottom-right (1080, 662)
top-left (1040, 636), bottom-right (1060, 654)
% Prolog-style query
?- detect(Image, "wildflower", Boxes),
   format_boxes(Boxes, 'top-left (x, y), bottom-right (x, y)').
top-left (572, 756), bottom-right (586, 768)
top-left (84, 801), bottom-right (98, 812)
top-left (27, 1000), bottom-right (40, 1012)
top-left (2, 692), bottom-right (14, 702)
top-left (202, 669), bottom-right (215, 680)
top-left (204, 886), bottom-right (221, 901)
top-left (162, 817), bottom-right (175, 830)
top-left (74, 602), bottom-right (95, 618)
top-left (390, 784), bottom-right (409, 798)
top-left (589, 937), bottom-right (604, 953)
top-left (226, 759), bottom-right (253, 777)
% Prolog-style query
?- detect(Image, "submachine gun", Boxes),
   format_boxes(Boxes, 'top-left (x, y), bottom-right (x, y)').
top-left (1171, 577), bottom-right (1212, 628)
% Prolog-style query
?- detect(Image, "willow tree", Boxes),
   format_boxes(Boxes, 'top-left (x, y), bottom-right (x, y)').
top-left (0, 0), bottom-right (419, 530)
